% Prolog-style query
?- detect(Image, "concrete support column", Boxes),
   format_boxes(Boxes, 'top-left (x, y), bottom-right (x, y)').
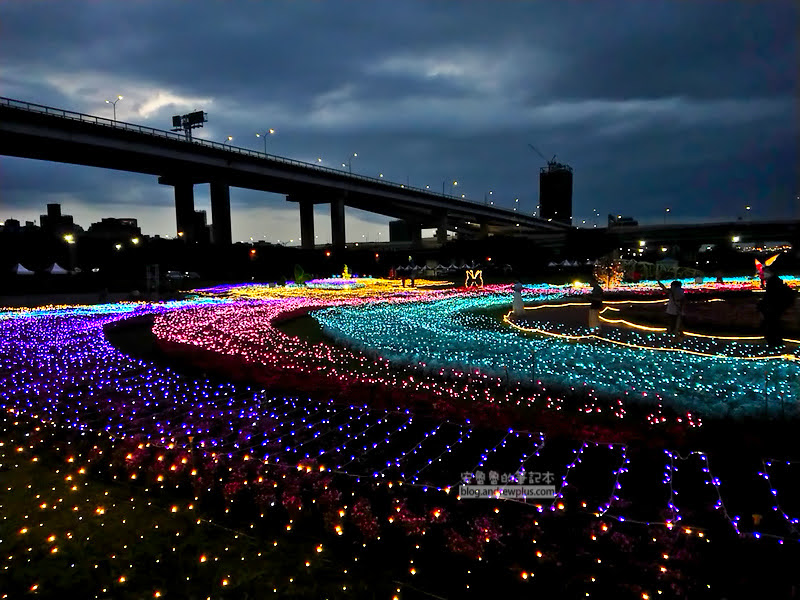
top-left (299, 199), bottom-right (315, 250)
top-left (330, 197), bottom-right (345, 251)
top-left (436, 211), bottom-right (448, 244)
top-left (174, 181), bottom-right (195, 242)
top-left (479, 223), bottom-right (490, 239)
top-left (209, 182), bottom-right (232, 246)
top-left (409, 221), bottom-right (422, 248)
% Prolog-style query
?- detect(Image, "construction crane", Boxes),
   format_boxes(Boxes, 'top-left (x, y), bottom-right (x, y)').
top-left (528, 144), bottom-right (557, 166)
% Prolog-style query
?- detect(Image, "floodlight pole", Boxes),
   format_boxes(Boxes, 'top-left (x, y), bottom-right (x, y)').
top-left (105, 95), bottom-right (123, 122)
top-left (256, 129), bottom-right (275, 154)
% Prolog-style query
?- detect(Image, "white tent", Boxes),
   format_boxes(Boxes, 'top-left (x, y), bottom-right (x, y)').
top-left (47, 263), bottom-right (69, 275)
top-left (13, 263), bottom-right (34, 275)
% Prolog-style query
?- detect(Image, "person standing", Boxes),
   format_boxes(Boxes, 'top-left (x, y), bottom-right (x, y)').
top-left (658, 280), bottom-right (685, 335)
top-left (758, 270), bottom-right (797, 346)
top-left (588, 278), bottom-right (603, 330)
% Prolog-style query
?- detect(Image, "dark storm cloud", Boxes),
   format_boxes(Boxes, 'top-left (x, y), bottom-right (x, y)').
top-left (525, 2), bottom-right (796, 100)
top-left (0, 0), bottom-right (796, 240)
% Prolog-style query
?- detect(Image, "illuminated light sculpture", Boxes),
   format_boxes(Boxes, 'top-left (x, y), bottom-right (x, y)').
top-left (465, 270), bottom-right (483, 288)
top-left (755, 253), bottom-right (781, 286)
top-left (304, 278), bottom-right (366, 290)
top-left (593, 257), bottom-right (624, 288)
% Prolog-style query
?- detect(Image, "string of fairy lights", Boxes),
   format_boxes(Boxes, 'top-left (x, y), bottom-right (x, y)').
top-left (0, 276), bottom-right (798, 597)
top-left (311, 280), bottom-right (798, 418)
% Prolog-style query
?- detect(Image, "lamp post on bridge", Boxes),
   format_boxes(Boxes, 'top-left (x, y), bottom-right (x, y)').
top-left (222, 135), bottom-right (233, 148)
top-left (342, 153), bottom-right (357, 173)
top-left (443, 179), bottom-right (457, 196)
top-left (105, 95), bottom-right (123, 122)
top-left (256, 129), bottom-right (275, 154)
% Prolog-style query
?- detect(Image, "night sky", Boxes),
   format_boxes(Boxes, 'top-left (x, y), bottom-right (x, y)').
top-left (1, 1), bottom-right (797, 243)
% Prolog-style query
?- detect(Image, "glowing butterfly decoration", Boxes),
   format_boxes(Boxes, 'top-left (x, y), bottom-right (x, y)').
top-left (754, 254), bottom-right (780, 280)
top-left (465, 269), bottom-right (483, 288)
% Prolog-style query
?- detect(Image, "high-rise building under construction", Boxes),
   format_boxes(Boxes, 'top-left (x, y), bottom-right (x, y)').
top-left (538, 162), bottom-right (573, 225)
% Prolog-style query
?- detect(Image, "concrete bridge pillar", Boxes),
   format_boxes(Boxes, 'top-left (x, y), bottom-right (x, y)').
top-left (299, 198), bottom-right (315, 250)
top-left (479, 223), bottom-right (490, 239)
top-left (436, 211), bottom-right (448, 244)
top-left (209, 182), bottom-right (232, 245)
top-left (330, 197), bottom-right (346, 251)
top-left (409, 221), bottom-right (422, 248)
top-left (173, 181), bottom-right (196, 242)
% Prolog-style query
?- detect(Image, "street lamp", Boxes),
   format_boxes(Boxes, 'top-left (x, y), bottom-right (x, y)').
top-left (256, 129), bottom-right (275, 154)
top-left (63, 233), bottom-right (77, 271)
top-left (222, 135), bottom-right (233, 148)
top-left (342, 153), bottom-right (357, 173)
top-left (514, 197), bottom-right (519, 212)
top-left (105, 95), bottom-right (123, 121)
top-left (664, 207), bottom-right (670, 224)
top-left (745, 205), bottom-right (751, 221)
top-left (442, 180), bottom-right (457, 196)
top-left (484, 190), bottom-right (493, 205)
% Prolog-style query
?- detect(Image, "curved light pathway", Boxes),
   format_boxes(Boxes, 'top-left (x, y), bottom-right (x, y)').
top-left (314, 282), bottom-right (800, 418)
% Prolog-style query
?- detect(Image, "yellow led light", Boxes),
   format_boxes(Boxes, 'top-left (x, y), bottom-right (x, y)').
top-left (505, 311), bottom-right (795, 362)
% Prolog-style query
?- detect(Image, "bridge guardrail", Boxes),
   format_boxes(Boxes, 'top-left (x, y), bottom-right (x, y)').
top-left (0, 96), bottom-right (548, 224)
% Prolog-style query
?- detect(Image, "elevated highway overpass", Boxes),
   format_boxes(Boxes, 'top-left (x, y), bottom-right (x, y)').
top-left (0, 96), bottom-right (569, 249)
top-left (604, 220), bottom-right (800, 251)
